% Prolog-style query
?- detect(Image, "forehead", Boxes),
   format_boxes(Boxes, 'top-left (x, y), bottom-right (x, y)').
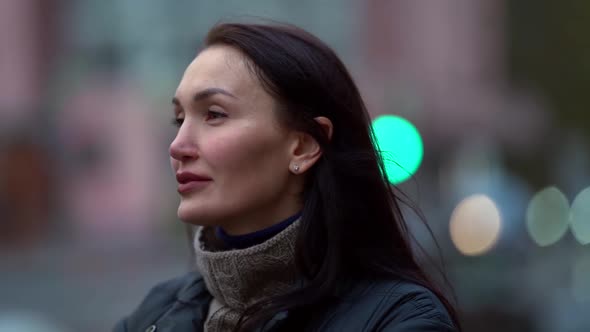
top-left (176, 45), bottom-right (259, 99)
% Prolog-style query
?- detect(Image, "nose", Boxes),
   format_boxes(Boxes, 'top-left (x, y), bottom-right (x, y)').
top-left (169, 128), bottom-right (198, 161)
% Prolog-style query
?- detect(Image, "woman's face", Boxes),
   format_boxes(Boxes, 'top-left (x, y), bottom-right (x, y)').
top-left (170, 45), bottom-right (303, 234)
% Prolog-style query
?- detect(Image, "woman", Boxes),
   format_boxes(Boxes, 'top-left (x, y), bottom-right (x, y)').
top-left (115, 21), bottom-right (460, 332)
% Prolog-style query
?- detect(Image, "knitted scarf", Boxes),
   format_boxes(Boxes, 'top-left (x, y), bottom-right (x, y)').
top-left (193, 220), bottom-right (301, 332)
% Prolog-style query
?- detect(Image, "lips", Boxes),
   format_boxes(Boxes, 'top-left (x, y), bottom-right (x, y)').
top-left (176, 172), bottom-right (212, 194)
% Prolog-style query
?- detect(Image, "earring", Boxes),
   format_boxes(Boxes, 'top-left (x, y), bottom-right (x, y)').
top-left (292, 164), bottom-right (300, 173)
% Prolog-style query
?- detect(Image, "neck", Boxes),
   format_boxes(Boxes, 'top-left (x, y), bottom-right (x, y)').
top-left (219, 200), bottom-right (303, 236)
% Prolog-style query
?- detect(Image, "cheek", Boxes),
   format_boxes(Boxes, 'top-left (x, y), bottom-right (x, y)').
top-left (204, 128), bottom-right (287, 179)
top-left (205, 136), bottom-right (257, 169)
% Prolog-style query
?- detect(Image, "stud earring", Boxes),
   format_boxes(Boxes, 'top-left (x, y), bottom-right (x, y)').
top-left (293, 164), bottom-right (300, 172)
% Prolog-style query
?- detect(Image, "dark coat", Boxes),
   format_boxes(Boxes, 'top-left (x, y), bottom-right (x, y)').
top-left (114, 271), bottom-right (456, 332)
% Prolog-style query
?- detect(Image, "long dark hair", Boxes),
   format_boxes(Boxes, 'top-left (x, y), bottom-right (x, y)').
top-left (201, 21), bottom-right (460, 330)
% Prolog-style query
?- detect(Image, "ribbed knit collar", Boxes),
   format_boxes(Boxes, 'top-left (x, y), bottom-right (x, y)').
top-left (193, 219), bottom-right (301, 331)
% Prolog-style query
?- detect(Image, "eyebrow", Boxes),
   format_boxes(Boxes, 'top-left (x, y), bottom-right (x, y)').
top-left (172, 87), bottom-right (237, 106)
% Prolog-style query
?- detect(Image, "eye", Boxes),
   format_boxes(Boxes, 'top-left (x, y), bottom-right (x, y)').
top-left (171, 118), bottom-right (184, 127)
top-left (205, 110), bottom-right (227, 121)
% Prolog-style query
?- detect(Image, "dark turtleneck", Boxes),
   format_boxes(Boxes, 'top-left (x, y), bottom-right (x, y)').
top-left (215, 212), bottom-right (302, 249)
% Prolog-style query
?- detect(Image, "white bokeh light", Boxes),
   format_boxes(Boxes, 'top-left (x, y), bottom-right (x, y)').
top-left (450, 194), bottom-right (502, 256)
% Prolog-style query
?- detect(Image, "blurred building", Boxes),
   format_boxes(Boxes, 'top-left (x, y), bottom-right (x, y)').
top-left (1, 1), bottom-right (589, 331)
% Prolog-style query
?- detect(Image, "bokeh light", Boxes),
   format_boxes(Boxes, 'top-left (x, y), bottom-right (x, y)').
top-left (570, 187), bottom-right (590, 245)
top-left (526, 187), bottom-right (570, 246)
top-left (0, 312), bottom-right (67, 332)
top-left (450, 194), bottom-right (502, 256)
top-left (572, 254), bottom-right (590, 303)
top-left (371, 115), bottom-right (423, 184)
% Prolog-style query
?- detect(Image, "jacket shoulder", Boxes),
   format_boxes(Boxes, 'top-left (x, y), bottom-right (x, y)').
top-left (363, 280), bottom-right (456, 331)
top-left (383, 281), bottom-right (453, 322)
top-left (315, 279), bottom-right (456, 332)
top-left (113, 271), bottom-right (207, 332)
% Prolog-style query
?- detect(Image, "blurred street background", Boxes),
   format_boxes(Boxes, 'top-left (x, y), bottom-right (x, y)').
top-left (1, 1), bottom-right (589, 331)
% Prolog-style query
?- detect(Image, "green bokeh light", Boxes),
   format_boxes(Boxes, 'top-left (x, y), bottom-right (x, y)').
top-left (571, 187), bottom-right (590, 245)
top-left (371, 115), bottom-right (424, 184)
top-left (526, 186), bottom-right (570, 246)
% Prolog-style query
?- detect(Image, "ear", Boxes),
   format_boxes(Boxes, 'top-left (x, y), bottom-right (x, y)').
top-left (289, 117), bottom-right (333, 174)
